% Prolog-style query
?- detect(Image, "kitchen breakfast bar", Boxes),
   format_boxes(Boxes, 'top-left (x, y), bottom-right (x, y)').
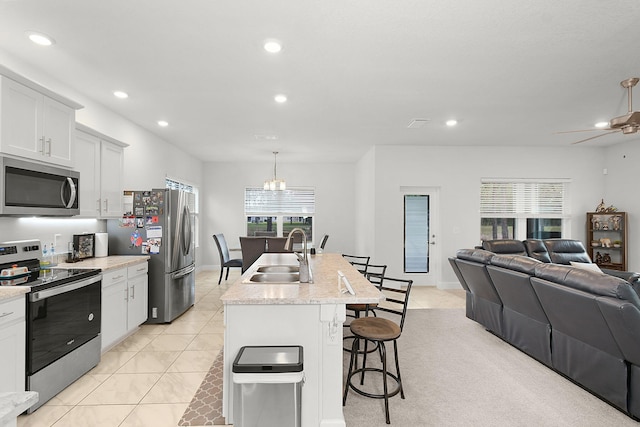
top-left (221, 252), bottom-right (383, 426)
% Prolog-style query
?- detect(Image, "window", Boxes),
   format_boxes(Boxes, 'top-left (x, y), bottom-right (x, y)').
top-left (166, 177), bottom-right (199, 248)
top-left (404, 195), bottom-right (430, 273)
top-left (244, 188), bottom-right (315, 242)
top-left (480, 179), bottom-right (569, 242)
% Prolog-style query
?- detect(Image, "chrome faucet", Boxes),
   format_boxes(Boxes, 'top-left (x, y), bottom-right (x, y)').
top-left (285, 228), bottom-right (312, 283)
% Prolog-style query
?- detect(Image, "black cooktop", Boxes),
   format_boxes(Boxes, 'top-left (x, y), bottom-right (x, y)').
top-left (0, 259), bottom-right (101, 292)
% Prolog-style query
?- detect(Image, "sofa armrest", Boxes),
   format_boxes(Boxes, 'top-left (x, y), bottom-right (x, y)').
top-left (601, 267), bottom-right (640, 284)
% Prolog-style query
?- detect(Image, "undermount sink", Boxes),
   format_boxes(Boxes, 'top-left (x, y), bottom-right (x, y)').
top-left (247, 272), bottom-right (300, 283)
top-left (256, 265), bottom-right (300, 273)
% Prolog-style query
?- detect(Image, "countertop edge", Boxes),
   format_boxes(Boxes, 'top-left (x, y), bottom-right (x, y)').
top-left (56, 255), bottom-right (150, 272)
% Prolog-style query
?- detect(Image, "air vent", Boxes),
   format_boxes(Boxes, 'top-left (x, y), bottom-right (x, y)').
top-left (407, 119), bottom-right (430, 129)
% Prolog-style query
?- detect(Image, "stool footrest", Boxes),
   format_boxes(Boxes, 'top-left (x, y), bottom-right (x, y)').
top-left (346, 367), bottom-right (403, 400)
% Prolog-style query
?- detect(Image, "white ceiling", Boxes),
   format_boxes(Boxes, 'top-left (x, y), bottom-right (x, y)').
top-left (1, 0), bottom-right (640, 163)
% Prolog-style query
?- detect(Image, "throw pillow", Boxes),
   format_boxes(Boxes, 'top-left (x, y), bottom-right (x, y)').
top-left (570, 261), bottom-right (602, 273)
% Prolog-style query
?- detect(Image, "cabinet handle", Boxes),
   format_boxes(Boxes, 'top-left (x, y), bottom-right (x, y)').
top-left (0, 311), bottom-right (13, 318)
top-left (104, 199), bottom-right (109, 213)
top-left (112, 275), bottom-right (124, 281)
top-left (130, 285), bottom-right (135, 299)
top-left (39, 136), bottom-right (45, 154)
top-left (96, 199), bottom-right (101, 212)
top-left (46, 138), bottom-right (52, 156)
top-left (124, 286), bottom-right (128, 301)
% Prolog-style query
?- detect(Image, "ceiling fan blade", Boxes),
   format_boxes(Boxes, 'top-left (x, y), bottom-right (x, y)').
top-left (555, 128), bottom-right (612, 134)
top-left (571, 130), bottom-right (620, 144)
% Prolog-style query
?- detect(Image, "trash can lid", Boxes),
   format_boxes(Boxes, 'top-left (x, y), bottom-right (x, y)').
top-left (232, 345), bottom-right (303, 373)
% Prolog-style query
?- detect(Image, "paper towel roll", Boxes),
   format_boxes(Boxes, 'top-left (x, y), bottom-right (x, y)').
top-left (95, 233), bottom-right (109, 257)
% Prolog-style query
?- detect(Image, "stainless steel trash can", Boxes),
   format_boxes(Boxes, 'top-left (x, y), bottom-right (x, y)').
top-left (232, 345), bottom-right (304, 427)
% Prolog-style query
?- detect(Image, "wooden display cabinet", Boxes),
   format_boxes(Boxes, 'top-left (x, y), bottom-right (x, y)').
top-left (586, 211), bottom-right (627, 271)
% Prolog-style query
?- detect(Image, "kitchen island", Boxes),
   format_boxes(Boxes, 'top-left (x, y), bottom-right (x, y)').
top-left (221, 252), bottom-right (383, 427)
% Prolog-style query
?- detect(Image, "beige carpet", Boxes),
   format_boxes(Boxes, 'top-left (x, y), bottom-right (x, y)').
top-left (180, 309), bottom-right (640, 427)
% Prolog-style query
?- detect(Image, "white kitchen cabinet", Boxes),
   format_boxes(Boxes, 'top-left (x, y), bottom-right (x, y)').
top-left (0, 74), bottom-right (80, 167)
top-left (100, 260), bottom-right (148, 352)
top-left (126, 262), bottom-right (149, 331)
top-left (75, 124), bottom-right (127, 218)
top-left (101, 268), bottom-right (128, 352)
top-left (0, 296), bottom-right (26, 392)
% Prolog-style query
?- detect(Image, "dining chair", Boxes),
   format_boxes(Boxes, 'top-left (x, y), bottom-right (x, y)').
top-left (212, 234), bottom-right (242, 285)
top-left (343, 276), bottom-right (413, 424)
top-left (239, 237), bottom-right (267, 272)
top-left (342, 254), bottom-right (370, 275)
top-left (319, 234), bottom-right (329, 251)
top-left (266, 237), bottom-right (291, 253)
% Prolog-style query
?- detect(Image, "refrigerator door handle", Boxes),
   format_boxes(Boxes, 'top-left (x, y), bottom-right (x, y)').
top-left (182, 204), bottom-right (192, 255)
top-left (172, 264), bottom-right (195, 280)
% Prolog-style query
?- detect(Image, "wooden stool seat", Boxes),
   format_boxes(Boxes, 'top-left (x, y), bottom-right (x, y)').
top-left (346, 303), bottom-right (378, 312)
top-left (351, 317), bottom-right (400, 341)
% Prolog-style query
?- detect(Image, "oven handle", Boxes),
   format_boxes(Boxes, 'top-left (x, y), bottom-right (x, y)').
top-left (30, 275), bottom-right (101, 302)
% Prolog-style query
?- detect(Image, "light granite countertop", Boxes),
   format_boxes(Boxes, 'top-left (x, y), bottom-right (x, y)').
top-left (221, 252), bottom-right (383, 305)
top-left (0, 391), bottom-right (38, 426)
top-left (56, 255), bottom-right (150, 272)
top-left (0, 287), bottom-right (29, 303)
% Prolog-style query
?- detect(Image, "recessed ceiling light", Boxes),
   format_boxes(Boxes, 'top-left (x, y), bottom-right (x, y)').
top-left (113, 91), bottom-right (129, 99)
top-left (274, 94), bottom-right (287, 103)
top-left (264, 40), bottom-right (282, 53)
top-left (595, 121), bottom-right (609, 128)
top-left (26, 31), bottom-right (55, 46)
top-left (446, 119), bottom-right (458, 127)
top-left (157, 120), bottom-right (169, 127)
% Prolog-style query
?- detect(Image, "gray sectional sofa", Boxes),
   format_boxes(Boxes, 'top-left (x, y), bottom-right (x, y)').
top-left (450, 239), bottom-right (640, 420)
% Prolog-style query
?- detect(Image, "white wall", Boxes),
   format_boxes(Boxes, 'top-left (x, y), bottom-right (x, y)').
top-left (0, 51), bottom-right (204, 259)
top-left (201, 161), bottom-right (355, 269)
top-left (604, 139), bottom-right (640, 272)
top-left (354, 147), bottom-right (376, 256)
top-left (366, 145), bottom-right (607, 288)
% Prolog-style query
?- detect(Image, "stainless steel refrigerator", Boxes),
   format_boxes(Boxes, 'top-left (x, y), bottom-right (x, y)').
top-left (107, 188), bottom-right (195, 323)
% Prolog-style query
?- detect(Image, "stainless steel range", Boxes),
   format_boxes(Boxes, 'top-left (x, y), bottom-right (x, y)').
top-left (0, 239), bottom-right (102, 413)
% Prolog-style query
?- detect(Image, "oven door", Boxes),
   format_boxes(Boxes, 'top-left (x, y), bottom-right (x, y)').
top-left (27, 275), bottom-right (101, 375)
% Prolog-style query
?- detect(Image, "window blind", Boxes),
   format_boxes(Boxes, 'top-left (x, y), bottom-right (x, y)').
top-left (480, 181), bottom-right (566, 217)
top-left (245, 188), bottom-right (315, 215)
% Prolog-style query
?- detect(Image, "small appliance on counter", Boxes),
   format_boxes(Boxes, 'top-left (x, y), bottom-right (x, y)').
top-left (67, 233), bottom-right (95, 263)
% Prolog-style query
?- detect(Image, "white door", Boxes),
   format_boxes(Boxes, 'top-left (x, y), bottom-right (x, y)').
top-left (401, 187), bottom-right (440, 284)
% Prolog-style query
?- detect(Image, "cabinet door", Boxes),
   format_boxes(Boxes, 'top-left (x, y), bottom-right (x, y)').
top-left (0, 76), bottom-right (43, 159)
top-left (100, 141), bottom-right (124, 218)
top-left (0, 322), bottom-right (25, 392)
top-left (75, 130), bottom-right (101, 217)
top-left (127, 274), bottom-right (148, 331)
top-left (42, 96), bottom-right (74, 167)
top-left (101, 270), bottom-right (128, 352)
top-left (0, 297), bottom-right (26, 392)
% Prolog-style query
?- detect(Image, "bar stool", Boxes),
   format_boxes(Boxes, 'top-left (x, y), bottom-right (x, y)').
top-left (341, 254), bottom-right (370, 275)
top-left (343, 265), bottom-right (387, 352)
top-left (343, 276), bottom-right (413, 424)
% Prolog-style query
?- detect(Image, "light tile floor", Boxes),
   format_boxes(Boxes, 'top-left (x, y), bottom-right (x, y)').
top-left (17, 269), bottom-right (465, 427)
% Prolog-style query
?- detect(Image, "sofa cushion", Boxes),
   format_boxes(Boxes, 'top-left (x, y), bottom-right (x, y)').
top-left (543, 239), bottom-right (591, 264)
top-left (482, 239), bottom-right (527, 256)
top-left (535, 263), bottom-right (640, 309)
top-left (456, 248), bottom-right (495, 264)
top-left (490, 254), bottom-right (541, 275)
top-left (524, 239), bottom-right (552, 263)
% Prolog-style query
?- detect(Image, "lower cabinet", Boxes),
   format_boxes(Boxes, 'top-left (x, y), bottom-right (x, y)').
top-left (0, 295), bottom-right (26, 392)
top-left (101, 261), bottom-right (149, 352)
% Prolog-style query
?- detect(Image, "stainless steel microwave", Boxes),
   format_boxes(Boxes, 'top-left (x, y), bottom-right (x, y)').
top-left (0, 156), bottom-right (79, 216)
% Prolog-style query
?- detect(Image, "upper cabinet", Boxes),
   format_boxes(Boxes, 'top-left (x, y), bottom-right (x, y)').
top-left (0, 69), bottom-right (82, 168)
top-left (75, 124), bottom-right (128, 218)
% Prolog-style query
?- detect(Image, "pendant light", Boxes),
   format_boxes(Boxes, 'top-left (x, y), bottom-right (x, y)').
top-left (264, 151), bottom-right (286, 191)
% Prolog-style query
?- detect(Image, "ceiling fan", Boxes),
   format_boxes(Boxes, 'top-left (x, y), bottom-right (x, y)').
top-left (559, 77), bottom-right (640, 144)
